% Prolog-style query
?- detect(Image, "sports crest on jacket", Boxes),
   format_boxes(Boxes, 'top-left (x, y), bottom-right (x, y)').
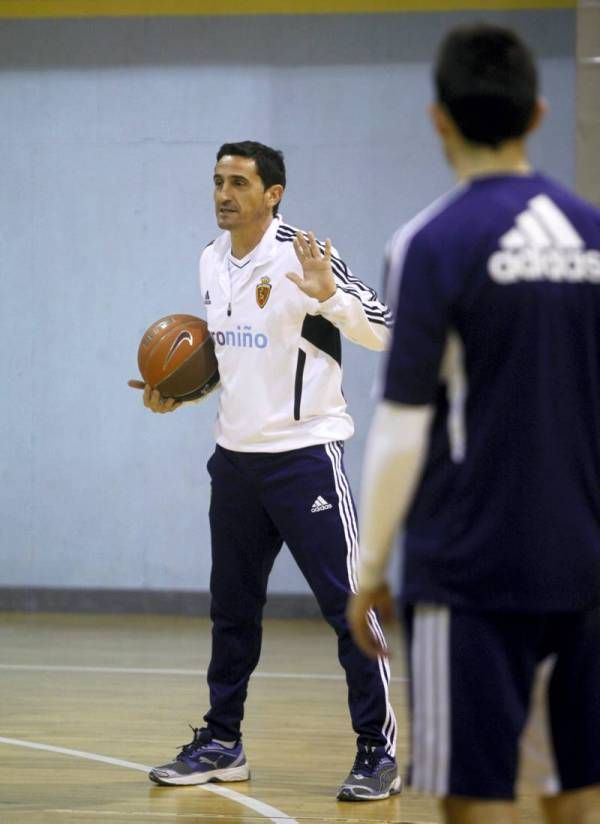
top-left (256, 276), bottom-right (272, 308)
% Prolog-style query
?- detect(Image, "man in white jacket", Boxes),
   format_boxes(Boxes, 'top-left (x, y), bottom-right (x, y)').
top-left (139, 141), bottom-right (399, 801)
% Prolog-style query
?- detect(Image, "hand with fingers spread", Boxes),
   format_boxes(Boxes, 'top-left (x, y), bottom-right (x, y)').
top-left (286, 231), bottom-right (337, 303)
top-left (128, 380), bottom-right (182, 414)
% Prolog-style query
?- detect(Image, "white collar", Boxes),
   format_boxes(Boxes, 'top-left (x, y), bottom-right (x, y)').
top-left (213, 214), bottom-right (282, 268)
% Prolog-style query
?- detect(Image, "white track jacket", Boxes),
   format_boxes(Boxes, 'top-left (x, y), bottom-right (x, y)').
top-left (199, 216), bottom-right (392, 452)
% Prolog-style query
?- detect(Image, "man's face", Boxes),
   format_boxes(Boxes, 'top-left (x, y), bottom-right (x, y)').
top-left (213, 155), bottom-right (280, 232)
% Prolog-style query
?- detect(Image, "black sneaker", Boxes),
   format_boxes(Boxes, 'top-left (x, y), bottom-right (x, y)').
top-left (337, 744), bottom-right (401, 801)
top-left (149, 726), bottom-right (250, 786)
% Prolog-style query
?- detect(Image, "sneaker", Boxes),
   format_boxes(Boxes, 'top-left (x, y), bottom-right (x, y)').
top-left (148, 726), bottom-right (250, 786)
top-left (336, 744), bottom-right (401, 801)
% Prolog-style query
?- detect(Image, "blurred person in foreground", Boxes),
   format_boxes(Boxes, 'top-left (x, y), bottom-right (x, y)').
top-left (348, 23), bottom-right (600, 824)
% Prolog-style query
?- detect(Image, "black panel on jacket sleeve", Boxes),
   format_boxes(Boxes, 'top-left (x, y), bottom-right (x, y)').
top-left (300, 315), bottom-right (342, 366)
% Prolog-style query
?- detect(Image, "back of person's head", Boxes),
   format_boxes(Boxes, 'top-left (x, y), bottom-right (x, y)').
top-left (217, 141), bottom-right (286, 215)
top-left (434, 23), bottom-right (538, 148)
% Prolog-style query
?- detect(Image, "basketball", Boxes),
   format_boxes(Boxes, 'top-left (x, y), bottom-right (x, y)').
top-left (136, 314), bottom-right (219, 401)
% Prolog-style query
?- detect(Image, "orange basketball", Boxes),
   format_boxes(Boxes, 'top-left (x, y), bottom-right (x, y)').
top-left (137, 314), bottom-right (219, 401)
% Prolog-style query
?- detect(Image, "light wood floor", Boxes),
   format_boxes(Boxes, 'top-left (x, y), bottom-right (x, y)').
top-left (0, 612), bottom-right (550, 823)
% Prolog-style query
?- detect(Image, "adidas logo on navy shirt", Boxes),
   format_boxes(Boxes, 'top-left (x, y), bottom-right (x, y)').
top-left (488, 194), bottom-right (600, 284)
top-left (311, 495), bottom-right (333, 513)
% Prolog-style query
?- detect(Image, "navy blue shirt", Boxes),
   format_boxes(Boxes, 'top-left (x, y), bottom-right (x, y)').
top-left (384, 173), bottom-right (600, 611)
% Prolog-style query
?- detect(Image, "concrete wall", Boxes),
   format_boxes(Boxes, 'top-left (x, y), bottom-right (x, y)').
top-left (0, 9), bottom-right (575, 602)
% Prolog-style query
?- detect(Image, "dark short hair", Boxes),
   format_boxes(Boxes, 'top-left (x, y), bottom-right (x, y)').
top-left (434, 23), bottom-right (538, 148)
top-left (216, 141), bottom-right (286, 216)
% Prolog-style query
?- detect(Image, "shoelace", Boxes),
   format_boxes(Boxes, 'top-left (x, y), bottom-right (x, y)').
top-left (177, 725), bottom-right (212, 759)
top-left (351, 747), bottom-right (381, 776)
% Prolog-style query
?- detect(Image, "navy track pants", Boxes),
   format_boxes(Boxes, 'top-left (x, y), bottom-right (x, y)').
top-left (203, 442), bottom-right (396, 755)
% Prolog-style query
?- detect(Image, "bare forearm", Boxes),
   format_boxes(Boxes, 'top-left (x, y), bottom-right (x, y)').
top-left (358, 402), bottom-right (432, 591)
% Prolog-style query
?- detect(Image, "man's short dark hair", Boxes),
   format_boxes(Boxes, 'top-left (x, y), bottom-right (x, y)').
top-left (217, 141), bottom-right (286, 216)
top-left (434, 23), bottom-right (538, 148)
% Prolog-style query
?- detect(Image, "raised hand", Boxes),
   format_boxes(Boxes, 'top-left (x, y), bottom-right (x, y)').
top-left (286, 231), bottom-right (337, 302)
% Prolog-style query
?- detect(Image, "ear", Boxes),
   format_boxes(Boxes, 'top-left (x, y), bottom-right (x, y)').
top-left (527, 97), bottom-right (547, 135)
top-left (265, 184), bottom-right (284, 210)
top-left (430, 101), bottom-right (453, 138)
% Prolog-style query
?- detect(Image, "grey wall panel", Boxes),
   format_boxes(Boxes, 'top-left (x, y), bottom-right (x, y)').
top-left (0, 10), bottom-right (575, 597)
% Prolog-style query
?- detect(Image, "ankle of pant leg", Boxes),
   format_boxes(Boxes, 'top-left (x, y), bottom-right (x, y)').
top-left (204, 720), bottom-right (241, 743)
top-left (357, 736), bottom-right (393, 758)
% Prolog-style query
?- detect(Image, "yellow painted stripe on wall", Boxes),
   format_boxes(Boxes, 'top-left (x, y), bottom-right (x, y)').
top-left (0, 0), bottom-right (577, 20)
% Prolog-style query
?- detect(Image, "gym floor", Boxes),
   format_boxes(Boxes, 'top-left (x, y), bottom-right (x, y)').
top-left (0, 613), bottom-right (550, 823)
